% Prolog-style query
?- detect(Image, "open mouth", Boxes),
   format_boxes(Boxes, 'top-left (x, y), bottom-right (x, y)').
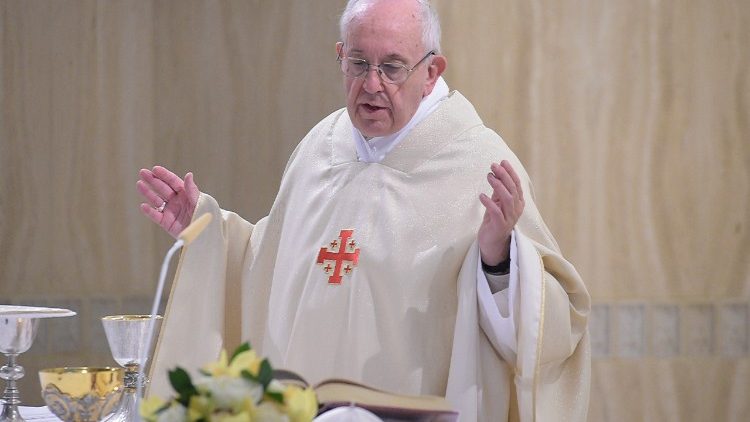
top-left (361, 103), bottom-right (386, 112)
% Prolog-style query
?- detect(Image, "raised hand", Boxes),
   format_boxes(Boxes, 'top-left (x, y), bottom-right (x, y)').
top-left (137, 166), bottom-right (200, 238)
top-left (478, 160), bottom-right (525, 266)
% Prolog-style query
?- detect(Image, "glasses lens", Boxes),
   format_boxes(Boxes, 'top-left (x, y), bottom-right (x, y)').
top-left (339, 57), bottom-right (411, 84)
top-left (380, 63), bottom-right (407, 84)
top-left (342, 58), bottom-right (368, 78)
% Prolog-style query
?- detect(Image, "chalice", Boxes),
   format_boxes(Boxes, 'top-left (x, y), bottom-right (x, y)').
top-left (39, 367), bottom-right (124, 422)
top-left (0, 316), bottom-right (38, 422)
top-left (101, 315), bottom-right (162, 422)
top-left (0, 305), bottom-right (76, 422)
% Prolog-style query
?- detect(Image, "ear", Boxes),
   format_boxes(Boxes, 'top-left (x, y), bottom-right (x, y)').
top-left (422, 54), bottom-right (447, 96)
top-left (336, 42), bottom-right (344, 58)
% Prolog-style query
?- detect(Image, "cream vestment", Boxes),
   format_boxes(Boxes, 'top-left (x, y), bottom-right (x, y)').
top-left (151, 91), bottom-right (591, 421)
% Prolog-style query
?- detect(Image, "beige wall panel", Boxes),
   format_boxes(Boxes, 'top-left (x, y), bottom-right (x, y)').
top-left (437, 0), bottom-right (750, 301)
top-left (1, 1), bottom-right (161, 298)
top-left (591, 360), bottom-right (750, 421)
top-left (1, 0), bottom-right (748, 417)
top-left (148, 0), bottom-right (344, 223)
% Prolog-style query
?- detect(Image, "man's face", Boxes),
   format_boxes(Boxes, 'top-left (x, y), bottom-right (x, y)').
top-left (338, 1), bottom-right (444, 138)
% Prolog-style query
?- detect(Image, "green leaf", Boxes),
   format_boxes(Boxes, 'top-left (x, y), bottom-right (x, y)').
top-left (257, 359), bottom-right (273, 389)
top-left (240, 369), bottom-right (261, 389)
top-left (230, 342), bottom-right (251, 362)
top-left (265, 391), bottom-right (285, 405)
top-left (168, 367), bottom-right (198, 407)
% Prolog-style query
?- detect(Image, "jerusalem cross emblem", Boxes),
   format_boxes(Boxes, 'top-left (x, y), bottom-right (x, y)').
top-left (316, 229), bottom-right (360, 285)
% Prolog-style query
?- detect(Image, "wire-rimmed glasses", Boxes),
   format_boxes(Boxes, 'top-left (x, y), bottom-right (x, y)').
top-left (337, 50), bottom-right (435, 85)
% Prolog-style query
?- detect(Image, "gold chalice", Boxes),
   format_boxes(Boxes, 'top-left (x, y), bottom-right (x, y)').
top-left (39, 367), bottom-right (123, 422)
top-left (101, 315), bottom-right (162, 422)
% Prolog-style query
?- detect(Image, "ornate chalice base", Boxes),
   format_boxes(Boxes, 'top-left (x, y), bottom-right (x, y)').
top-left (43, 384), bottom-right (121, 422)
top-left (100, 364), bottom-right (145, 422)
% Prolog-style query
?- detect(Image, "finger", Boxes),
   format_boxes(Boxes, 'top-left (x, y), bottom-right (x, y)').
top-left (501, 160), bottom-right (524, 203)
top-left (479, 192), bottom-right (505, 221)
top-left (487, 172), bottom-right (512, 203)
top-left (140, 167), bottom-right (179, 200)
top-left (184, 172), bottom-right (200, 204)
top-left (492, 164), bottom-right (518, 198)
top-left (490, 177), bottom-right (517, 224)
top-left (153, 166), bottom-right (185, 193)
top-left (140, 203), bottom-right (164, 226)
top-left (138, 168), bottom-right (154, 185)
top-left (136, 180), bottom-right (165, 209)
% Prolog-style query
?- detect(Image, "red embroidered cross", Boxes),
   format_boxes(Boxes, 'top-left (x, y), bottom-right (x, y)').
top-left (316, 229), bottom-right (360, 285)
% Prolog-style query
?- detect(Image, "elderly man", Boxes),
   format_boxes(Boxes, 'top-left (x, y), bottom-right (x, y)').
top-left (138, 0), bottom-right (590, 420)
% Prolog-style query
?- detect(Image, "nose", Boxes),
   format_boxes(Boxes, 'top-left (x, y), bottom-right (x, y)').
top-left (362, 66), bottom-right (384, 94)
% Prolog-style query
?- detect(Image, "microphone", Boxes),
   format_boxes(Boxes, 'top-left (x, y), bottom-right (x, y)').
top-left (178, 213), bottom-right (213, 246)
top-left (137, 213), bottom-right (213, 406)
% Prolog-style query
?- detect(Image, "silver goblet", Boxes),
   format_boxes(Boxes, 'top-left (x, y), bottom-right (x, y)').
top-left (101, 315), bottom-right (162, 422)
top-left (0, 316), bottom-right (39, 422)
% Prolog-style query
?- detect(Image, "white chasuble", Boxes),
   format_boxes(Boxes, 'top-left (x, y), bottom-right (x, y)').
top-left (150, 91), bottom-right (591, 421)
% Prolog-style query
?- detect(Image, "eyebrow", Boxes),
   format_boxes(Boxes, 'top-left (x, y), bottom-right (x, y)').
top-left (346, 49), bottom-right (409, 63)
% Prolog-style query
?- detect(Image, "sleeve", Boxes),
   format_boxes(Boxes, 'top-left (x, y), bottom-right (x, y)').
top-left (476, 230), bottom-right (519, 362)
top-left (448, 229), bottom-right (590, 421)
top-left (148, 193), bottom-right (256, 397)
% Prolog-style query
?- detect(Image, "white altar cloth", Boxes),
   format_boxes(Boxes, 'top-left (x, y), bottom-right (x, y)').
top-left (18, 406), bottom-right (60, 421)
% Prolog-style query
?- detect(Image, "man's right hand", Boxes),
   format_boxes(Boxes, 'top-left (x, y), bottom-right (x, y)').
top-left (137, 166), bottom-right (200, 238)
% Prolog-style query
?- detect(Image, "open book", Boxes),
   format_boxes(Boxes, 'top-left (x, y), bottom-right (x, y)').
top-left (273, 370), bottom-right (459, 422)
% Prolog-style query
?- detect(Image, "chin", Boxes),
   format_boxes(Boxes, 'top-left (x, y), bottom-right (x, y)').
top-left (354, 121), bottom-right (394, 138)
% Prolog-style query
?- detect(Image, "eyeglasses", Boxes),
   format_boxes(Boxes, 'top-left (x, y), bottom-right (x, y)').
top-left (337, 50), bottom-right (435, 85)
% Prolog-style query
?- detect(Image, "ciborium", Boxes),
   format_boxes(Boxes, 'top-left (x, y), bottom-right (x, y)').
top-left (0, 305), bottom-right (76, 422)
top-left (39, 367), bottom-right (123, 422)
top-left (101, 315), bottom-right (162, 422)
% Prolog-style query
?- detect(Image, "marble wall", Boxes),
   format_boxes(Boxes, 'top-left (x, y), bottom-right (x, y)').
top-left (1, 0), bottom-right (748, 419)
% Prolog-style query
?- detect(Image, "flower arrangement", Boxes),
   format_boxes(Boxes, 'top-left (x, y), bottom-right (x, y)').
top-left (141, 343), bottom-right (318, 422)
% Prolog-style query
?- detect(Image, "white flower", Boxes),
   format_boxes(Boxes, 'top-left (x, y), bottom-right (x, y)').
top-left (155, 402), bottom-right (187, 422)
top-left (255, 402), bottom-right (290, 422)
top-left (266, 379), bottom-right (285, 393)
top-left (197, 375), bottom-right (263, 409)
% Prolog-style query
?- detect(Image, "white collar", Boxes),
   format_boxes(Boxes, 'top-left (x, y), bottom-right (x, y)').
top-left (352, 77), bottom-right (450, 163)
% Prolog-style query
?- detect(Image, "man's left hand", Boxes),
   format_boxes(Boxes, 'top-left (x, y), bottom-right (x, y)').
top-left (478, 160), bottom-right (525, 266)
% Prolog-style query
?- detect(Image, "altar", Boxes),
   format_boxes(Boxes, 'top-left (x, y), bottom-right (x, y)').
top-left (18, 406), bottom-right (60, 422)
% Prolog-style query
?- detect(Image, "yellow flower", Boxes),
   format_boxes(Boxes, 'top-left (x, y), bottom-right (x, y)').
top-left (212, 411), bottom-right (252, 422)
top-left (187, 395), bottom-right (214, 421)
top-left (203, 349), bottom-right (264, 379)
top-left (140, 396), bottom-right (167, 422)
top-left (202, 350), bottom-right (232, 377)
top-left (233, 397), bottom-right (256, 415)
top-left (282, 386), bottom-right (318, 422)
top-left (229, 350), bottom-right (263, 377)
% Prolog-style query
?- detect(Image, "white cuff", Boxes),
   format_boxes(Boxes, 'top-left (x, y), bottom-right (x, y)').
top-left (476, 230), bottom-right (519, 356)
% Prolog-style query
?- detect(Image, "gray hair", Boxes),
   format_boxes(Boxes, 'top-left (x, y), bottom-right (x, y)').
top-left (339, 0), bottom-right (442, 54)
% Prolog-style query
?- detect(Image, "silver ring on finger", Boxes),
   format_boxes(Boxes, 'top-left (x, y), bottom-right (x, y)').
top-left (156, 200), bottom-right (167, 213)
